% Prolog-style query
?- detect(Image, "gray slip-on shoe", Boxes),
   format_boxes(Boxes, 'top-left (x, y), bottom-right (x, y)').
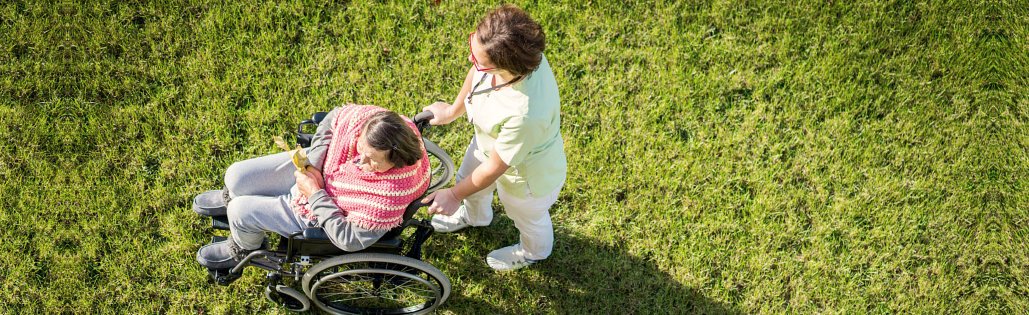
top-left (197, 237), bottom-right (267, 270)
top-left (196, 239), bottom-right (242, 270)
top-left (193, 189), bottom-right (228, 217)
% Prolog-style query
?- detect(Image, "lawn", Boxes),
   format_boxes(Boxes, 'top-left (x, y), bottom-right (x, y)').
top-left (1, 0), bottom-right (1026, 313)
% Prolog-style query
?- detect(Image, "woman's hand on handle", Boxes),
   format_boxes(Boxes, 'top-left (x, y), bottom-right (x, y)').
top-left (422, 102), bottom-right (459, 126)
top-left (423, 66), bottom-right (476, 126)
top-left (422, 188), bottom-right (461, 216)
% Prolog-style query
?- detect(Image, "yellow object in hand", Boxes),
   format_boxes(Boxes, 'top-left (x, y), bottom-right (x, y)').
top-left (273, 136), bottom-right (311, 170)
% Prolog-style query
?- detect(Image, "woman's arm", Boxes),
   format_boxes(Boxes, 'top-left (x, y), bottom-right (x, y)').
top-left (424, 66), bottom-right (477, 125)
top-left (452, 148), bottom-right (508, 199)
top-left (306, 190), bottom-right (389, 251)
top-left (424, 148), bottom-right (508, 215)
top-left (425, 114), bottom-right (541, 215)
top-left (306, 107), bottom-right (340, 171)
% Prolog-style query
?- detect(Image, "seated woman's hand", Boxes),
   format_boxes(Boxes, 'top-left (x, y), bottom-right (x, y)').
top-left (294, 166), bottom-right (325, 199)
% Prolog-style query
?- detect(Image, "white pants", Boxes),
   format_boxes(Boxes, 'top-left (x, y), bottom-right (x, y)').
top-left (455, 138), bottom-right (562, 260)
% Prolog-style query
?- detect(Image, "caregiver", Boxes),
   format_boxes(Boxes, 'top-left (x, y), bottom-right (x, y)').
top-left (421, 4), bottom-right (566, 272)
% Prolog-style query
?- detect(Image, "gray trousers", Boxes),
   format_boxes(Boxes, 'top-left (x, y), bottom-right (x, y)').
top-left (223, 151), bottom-right (311, 250)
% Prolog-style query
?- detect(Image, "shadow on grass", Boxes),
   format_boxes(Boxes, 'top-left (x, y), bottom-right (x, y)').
top-left (428, 221), bottom-right (739, 314)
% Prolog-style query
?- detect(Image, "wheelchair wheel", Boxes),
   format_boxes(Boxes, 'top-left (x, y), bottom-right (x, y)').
top-left (422, 138), bottom-right (455, 193)
top-left (302, 253), bottom-right (451, 315)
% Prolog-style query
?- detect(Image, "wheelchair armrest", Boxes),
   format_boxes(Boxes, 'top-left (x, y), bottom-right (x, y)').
top-left (301, 227), bottom-right (404, 250)
top-left (303, 227), bottom-right (330, 240)
top-left (296, 111), bottom-right (328, 148)
top-left (311, 111), bottom-right (328, 124)
top-left (296, 134), bottom-right (314, 148)
top-left (369, 237), bottom-right (402, 249)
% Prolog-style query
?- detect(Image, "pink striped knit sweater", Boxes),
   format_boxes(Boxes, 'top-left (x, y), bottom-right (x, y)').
top-left (292, 105), bottom-right (430, 231)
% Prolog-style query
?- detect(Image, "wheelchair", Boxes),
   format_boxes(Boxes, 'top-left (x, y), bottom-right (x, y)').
top-left (201, 110), bottom-right (455, 314)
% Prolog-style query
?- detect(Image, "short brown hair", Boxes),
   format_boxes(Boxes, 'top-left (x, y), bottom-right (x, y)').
top-left (475, 4), bottom-right (545, 77)
top-left (362, 111), bottom-right (423, 168)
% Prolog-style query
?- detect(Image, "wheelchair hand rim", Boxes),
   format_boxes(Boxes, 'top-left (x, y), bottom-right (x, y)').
top-left (309, 268), bottom-right (442, 314)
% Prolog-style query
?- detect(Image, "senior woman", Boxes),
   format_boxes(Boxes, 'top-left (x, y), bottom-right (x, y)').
top-left (194, 105), bottom-right (430, 270)
top-left (421, 5), bottom-right (566, 271)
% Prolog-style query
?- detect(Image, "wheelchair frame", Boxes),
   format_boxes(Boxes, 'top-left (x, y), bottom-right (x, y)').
top-left (204, 110), bottom-right (455, 315)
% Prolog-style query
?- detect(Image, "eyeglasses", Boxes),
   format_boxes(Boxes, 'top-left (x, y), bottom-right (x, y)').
top-left (468, 32), bottom-right (495, 72)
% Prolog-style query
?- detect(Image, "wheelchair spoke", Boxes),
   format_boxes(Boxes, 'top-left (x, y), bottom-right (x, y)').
top-left (320, 280), bottom-right (376, 296)
top-left (319, 290), bottom-right (365, 299)
top-left (379, 284), bottom-right (435, 300)
top-left (316, 271), bottom-right (437, 309)
top-left (323, 295), bottom-right (380, 303)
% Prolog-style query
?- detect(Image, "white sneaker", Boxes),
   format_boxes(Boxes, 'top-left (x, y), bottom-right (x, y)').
top-left (486, 244), bottom-right (539, 271)
top-left (430, 213), bottom-right (471, 233)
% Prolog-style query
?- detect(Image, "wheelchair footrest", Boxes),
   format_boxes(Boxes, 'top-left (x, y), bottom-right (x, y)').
top-left (205, 236), bottom-right (242, 285)
top-left (211, 215), bottom-right (230, 230)
top-left (208, 267), bottom-right (241, 286)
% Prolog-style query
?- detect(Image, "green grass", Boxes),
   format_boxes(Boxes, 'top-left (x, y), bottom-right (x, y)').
top-left (1, 0), bottom-right (1026, 313)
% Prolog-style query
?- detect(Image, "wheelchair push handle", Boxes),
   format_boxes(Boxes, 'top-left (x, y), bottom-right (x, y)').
top-left (414, 110), bottom-right (435, 133)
